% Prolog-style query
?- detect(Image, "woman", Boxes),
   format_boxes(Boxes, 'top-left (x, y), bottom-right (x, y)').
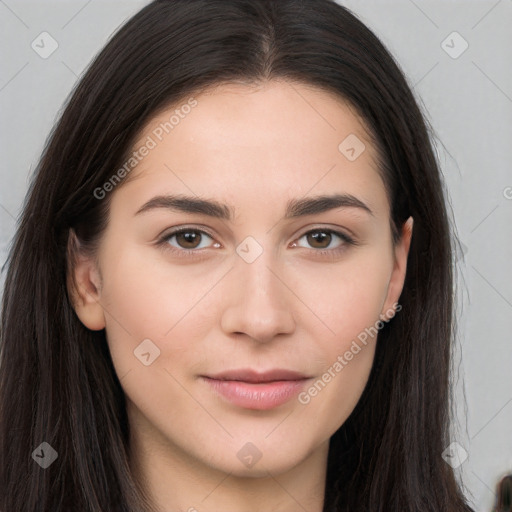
top-left (0, 0), bottom-right (475, 511)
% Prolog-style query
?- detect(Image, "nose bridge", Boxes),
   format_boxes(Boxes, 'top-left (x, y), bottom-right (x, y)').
top-left (220, 236), bottom-right (296, 341)
top-left (235, 234), bottom-right (282, 296)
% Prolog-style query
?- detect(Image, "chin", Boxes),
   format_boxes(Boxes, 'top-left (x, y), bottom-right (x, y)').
top-left (205, 443), bottom-right (312, 479)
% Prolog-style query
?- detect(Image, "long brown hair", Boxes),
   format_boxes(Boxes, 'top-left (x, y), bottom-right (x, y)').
top-left (0, 1), bottom-right (474, 510)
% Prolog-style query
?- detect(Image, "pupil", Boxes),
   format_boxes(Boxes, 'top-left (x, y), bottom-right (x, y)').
top-left (178, 231), bottom-right (200, 248)
top-left (308, 231), bottom-right (330, 248)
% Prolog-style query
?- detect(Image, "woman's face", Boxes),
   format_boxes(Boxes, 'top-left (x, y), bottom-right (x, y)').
top-left (72, 80), bottom-right (411, 480)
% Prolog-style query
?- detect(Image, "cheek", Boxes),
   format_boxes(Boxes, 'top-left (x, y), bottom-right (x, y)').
top-left (285, 253), bottom-right (391, 428)
top-left (287, 250), bottom-right (392, 343)
top-left (101, 240), bottom-right (202, 328)
top-left (97, 243), bottom-right (224, 374)
top-left (295, 344), bottom-right (376, 452)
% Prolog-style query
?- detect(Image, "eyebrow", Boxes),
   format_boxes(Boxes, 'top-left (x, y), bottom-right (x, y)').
top-left (134, 193), bottom-right (373, 220)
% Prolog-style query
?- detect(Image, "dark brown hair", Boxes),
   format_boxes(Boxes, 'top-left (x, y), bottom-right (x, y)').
top-left (0, 1), bottom-right (474, 510)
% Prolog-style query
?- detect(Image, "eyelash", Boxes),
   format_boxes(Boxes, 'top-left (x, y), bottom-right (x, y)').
top-left (157, 226), bottom-right (357, 260)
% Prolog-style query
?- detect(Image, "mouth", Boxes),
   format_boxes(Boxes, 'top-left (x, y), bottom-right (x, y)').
top-left (201, 368), bottom-right (312, 410)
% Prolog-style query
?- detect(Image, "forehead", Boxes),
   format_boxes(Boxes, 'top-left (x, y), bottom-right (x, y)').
top-left (113, 80), bottom-right (388, 219)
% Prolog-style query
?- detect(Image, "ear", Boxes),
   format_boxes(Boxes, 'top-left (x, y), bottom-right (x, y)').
top-left (380, 216), bottom-right (413, 319)
top-left (66, 229), bottom-right (106, 331)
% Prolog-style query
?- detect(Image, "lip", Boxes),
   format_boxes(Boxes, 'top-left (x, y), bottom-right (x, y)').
top-left (201, 368), bottom-right (312, 410)
top-left (205, 368), bottom-right (310, 383)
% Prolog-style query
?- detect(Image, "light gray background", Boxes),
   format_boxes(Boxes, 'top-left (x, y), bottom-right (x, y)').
top-left (0, 1), bottom-right (511, 510)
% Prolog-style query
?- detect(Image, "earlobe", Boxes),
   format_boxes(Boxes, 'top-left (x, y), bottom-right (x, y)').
top-left (66, 230), bottom-right (106, 331)
top-left (381, 216), bottom-right (414, 318)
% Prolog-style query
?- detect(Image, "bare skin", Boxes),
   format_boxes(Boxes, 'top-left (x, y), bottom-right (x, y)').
top-left (70, 80), bottom-right (413, 512)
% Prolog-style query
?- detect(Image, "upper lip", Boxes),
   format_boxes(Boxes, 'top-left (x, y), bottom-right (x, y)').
top-left (203, 368), bottom-right (311, 383)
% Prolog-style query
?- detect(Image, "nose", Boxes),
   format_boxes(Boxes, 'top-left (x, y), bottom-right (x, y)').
top-left (220, 249), bottom-right (296, 343)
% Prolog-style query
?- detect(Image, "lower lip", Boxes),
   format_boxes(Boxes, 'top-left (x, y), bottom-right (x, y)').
top-left (202, 377), bottom-right (309, 410)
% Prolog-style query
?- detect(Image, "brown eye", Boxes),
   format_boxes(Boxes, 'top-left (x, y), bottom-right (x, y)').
top-left (293, 228), bottom-right (355, 253)
top-left (163, 229), bottom-right (215, 251)
top-left (306, 230), bottom-right (333, 249)
top-left (175, 231), bottom-right (202, 249)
